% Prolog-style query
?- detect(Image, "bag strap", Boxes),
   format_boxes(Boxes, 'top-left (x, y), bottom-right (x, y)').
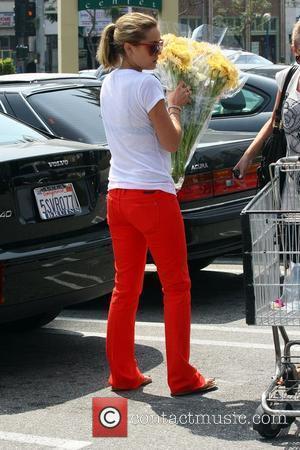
top-left (274, 64), bottom-right (298, 127)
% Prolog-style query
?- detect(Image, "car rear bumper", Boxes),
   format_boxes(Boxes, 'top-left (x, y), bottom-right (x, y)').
top-left (182, 195), bottom-right (254, 260)
top-left (0, 229), bottom-right (114, 323)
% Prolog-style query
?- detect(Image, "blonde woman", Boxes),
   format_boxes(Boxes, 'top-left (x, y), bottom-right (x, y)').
top-left (97, 12), bottom-right (216, 396)
top-left (233, 21), bottom-right (300, 178)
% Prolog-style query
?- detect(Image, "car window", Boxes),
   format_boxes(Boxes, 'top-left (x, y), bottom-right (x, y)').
top-left (27, 86), bottom-right (107, 144)
top-left (212, 87), bottom-right (265, 117)
top-left (0, 113), bottom-right (47, 145)
top-left (5, 93), bottom-right (46, 129)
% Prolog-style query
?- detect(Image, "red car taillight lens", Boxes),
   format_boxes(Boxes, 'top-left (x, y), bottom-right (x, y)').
top-left (177, 163), bottom-right (259, 203)
top-left (176, 172), bottom-right (213, 202)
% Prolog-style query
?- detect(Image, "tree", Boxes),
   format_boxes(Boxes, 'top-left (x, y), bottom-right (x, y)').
top-left (0, 58), bottom-right (16, 75)
top-left (45, 0), bottom-right (57, 23)
top-left (213, 0), bottom-right (272, 50)
top-left (81, 9), bottom-right (98, 69)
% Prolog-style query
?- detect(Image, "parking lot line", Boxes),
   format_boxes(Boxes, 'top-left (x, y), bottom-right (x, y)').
top-left (0, 431), bottom-right (91, 449)
top-left (55, 317), bottom-right (300, 336)
top-left (43, 329), bottom-right (275, 350)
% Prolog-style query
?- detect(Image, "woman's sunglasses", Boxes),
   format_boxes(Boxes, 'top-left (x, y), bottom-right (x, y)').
top-left (134, 40), bottom-right (164, 56)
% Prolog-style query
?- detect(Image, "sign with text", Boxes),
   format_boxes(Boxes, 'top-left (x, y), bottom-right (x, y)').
top-left (78, 0), bottom-right (162, 11)
top-left (79, 9), bottom-right (112, 34)
top-left (0, 13), bottom-right (14, 28)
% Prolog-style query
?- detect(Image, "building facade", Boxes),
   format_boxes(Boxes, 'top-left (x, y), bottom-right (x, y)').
top-left (0, 0), bottom-right (15, 60)
top-left (0, 0), bottom-right (300, 72)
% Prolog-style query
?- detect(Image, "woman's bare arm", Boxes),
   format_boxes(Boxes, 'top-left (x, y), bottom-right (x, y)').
top-left (148, 80), bottom-right (191, 153)
top-left (233, 88), bottom-right (282, 178)
top-left (148, 99), bottom-right (182, 152)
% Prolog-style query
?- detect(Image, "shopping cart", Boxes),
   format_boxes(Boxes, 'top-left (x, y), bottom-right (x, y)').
top-left (241, 156), bottom-right (300, 438)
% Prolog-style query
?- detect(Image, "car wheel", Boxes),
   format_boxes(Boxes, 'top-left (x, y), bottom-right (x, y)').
top-left (0, 309), bottom-right (61, 332)
top-left (188, 258), bottom-right (214, 275)
top-left (253, 403), bottom-right (295, 438)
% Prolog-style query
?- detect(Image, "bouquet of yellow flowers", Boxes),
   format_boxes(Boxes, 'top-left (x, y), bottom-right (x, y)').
top-left (156, 33), bottom-right (242, 189)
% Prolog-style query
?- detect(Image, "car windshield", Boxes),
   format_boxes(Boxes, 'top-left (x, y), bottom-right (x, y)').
top-left (0, 113), bottom-right (47, 145)
top-left (27, 86), bottom-right (107, 144)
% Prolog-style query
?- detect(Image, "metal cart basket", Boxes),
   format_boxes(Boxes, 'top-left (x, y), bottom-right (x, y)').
top-left (241, 156), bottom-right (300, 438)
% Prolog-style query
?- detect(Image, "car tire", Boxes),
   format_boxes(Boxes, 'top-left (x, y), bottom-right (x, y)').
top-left (188, 258), bottom-right (214, 275)
top-left (0, 309), bottom-right (61, 332)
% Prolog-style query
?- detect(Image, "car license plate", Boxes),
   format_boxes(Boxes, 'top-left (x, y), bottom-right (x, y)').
top-left (34, 183), bottom-right (81, 220)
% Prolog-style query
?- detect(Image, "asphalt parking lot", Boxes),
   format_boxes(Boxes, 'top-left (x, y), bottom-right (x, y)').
top-left (1, 257), bottom-right (300, 449)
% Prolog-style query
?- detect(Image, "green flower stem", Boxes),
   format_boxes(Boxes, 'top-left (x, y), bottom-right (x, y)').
top-left (171, 98), bottom-right (216, 185)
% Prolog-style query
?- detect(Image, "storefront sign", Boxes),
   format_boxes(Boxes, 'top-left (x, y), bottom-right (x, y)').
top-left (78, 0), bottom-right (162, 11)
top-left (79, 10), bottom-right (112, 35)
top-left (0, 13), bottom-right (14, 28)
top-left (79, 9), bottom-right (111, 26)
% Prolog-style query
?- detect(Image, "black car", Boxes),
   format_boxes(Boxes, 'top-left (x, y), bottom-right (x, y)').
top-left (0, 112), bottom-right (114, 329)
top-left (0, 74), bottom-right (263, 271)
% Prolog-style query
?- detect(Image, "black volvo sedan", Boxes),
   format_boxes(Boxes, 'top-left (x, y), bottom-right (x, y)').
top-left (0, 112), bottom-right (114, 329)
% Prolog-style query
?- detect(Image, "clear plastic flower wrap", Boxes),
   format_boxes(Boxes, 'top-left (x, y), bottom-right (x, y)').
top-left (155, 26), bottom-right (247, 189)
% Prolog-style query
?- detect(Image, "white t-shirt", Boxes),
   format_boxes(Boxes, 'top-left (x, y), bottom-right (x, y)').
top-left (100, 68), bottom-right (176, 194)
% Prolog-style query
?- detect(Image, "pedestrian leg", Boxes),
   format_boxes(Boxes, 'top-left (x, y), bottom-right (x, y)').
top-left (106, 190), bottom-right (148, 389)
top-left (145, 191), bottom-right (206, 394)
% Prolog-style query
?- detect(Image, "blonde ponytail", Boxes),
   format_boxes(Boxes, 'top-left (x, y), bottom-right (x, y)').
top-left (97, 23), bottom-right (120, 69)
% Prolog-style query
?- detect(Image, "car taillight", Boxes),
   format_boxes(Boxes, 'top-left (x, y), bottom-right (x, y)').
top-left (0, 264), bottom-right (4, 304)
top-left (176, 172), bottom-right (213, 202)
top-left (213, 163), bottom-right (259, 196)
top-left (177, 163), bottom-right (259, 202)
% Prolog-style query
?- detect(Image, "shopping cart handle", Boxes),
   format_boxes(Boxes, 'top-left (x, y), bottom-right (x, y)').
top-left (277, 156), bottom-right (300, 163)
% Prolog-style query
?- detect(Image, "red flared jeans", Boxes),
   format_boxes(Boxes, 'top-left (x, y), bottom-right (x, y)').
top-left (106, 188), bottom-right (205, 394)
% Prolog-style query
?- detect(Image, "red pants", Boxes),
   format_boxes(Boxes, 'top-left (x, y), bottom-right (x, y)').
top-left (106, 188), bottom-right (206, 394)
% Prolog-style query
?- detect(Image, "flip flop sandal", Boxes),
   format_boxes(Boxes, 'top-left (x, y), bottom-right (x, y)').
top-left (171, 378), bottom-right (217, 397)
top-left (111, 375), bottom-right (152, 392)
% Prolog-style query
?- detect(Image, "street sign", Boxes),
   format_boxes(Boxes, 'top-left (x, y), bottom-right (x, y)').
top-left (78, 0), bottom-right (162, 11)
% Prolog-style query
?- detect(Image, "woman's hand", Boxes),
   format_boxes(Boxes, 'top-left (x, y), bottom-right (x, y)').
top-left (233, 152), bottom-right (252, 179)
top-left (167, 80), bottom-right (191, 108)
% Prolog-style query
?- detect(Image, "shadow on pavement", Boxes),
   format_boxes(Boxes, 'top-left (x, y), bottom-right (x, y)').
top-left (0, 331), bottom-right (162, 415)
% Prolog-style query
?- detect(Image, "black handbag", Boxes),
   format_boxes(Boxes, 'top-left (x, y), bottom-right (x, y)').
top-left (257, 65), bottom-right (298, 188)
